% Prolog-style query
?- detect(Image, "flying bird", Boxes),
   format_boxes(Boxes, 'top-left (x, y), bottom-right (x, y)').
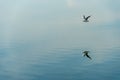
top-left (83, 15), bottom-right (91, 22)
top-left (83, 51), bottom-right (92, 60)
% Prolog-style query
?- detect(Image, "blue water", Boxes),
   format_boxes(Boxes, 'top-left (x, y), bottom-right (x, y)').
top-left (0, 46), bottom-right (120, 80)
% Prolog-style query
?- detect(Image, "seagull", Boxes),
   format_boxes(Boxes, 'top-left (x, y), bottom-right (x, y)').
top-left (83, 15), bottom-right (91, 22)
top-left (83, 51), bottom-right (92, 60)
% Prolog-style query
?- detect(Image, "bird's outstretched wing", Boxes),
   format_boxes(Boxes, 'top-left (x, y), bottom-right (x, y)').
top-left (83, 15), bottom-right (86, 19)
top-left (86, 16), bottom-right (91, 20)
top-left (86, 54), bottom-right (92, 60)
top-left (83, 51), bottom-right (89, 53)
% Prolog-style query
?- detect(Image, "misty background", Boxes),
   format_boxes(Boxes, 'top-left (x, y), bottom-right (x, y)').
top-left (0, 0), bottom-right (120, 80)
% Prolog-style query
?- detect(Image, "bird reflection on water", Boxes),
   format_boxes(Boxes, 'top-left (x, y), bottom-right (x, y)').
top-left (83, 51), bottom-right (92, 60)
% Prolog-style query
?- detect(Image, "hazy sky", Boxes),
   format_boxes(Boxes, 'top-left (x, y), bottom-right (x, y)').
top-left (0, 0), bottom-right (120, 49)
